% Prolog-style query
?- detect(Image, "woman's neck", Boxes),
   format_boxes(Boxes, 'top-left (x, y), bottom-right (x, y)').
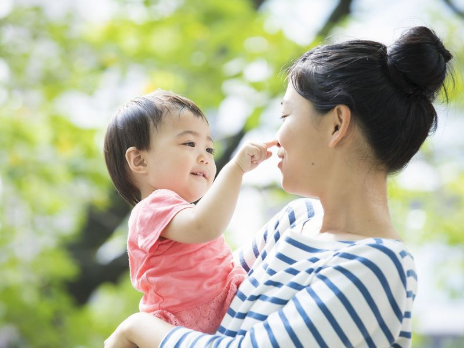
top-left (315, 167), bottom-right (400, 241)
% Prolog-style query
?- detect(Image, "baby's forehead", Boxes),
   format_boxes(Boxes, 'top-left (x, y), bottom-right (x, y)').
top-left (157, 108), bottom-right (212, 136)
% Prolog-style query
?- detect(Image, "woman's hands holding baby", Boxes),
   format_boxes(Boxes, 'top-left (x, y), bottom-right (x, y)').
top-left (104, 312), bottom-right (175, 348)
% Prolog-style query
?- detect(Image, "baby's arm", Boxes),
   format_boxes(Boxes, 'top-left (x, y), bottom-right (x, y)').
top-left (161, 140), bottom-right (277, 243)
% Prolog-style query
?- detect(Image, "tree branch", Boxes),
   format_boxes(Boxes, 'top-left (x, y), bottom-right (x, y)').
top-left (66, 191), bottom-right (130, 305)
top-left (442, 0), bottom-right (464, 18)
top-left (317, 0), bottom-right (354, 41)
top-left (252, 0), bottom-right (266, 10)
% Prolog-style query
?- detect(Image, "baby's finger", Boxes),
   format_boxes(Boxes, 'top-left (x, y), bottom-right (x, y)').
top-left (264, 139), bottom-right (278, 149)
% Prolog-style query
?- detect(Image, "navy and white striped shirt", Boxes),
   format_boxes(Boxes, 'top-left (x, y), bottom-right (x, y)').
top-left (161, 198), bottom-right (417, 347)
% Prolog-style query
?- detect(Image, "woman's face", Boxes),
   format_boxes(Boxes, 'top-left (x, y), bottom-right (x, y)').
top-left (275, 83), bottom-right (331, 197)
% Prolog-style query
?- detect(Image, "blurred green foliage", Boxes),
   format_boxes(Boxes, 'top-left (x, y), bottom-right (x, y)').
top-left (0, 0), bottom-right (463, 347)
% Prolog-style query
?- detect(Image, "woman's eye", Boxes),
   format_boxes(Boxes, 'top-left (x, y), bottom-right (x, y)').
top-left (183, 142), bottom-right (195, 147)
top-left (206, 148), bottom-right (215, 155)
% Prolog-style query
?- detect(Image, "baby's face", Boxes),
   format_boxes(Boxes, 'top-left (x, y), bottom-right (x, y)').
top-left (143, 109), bottom-right (216, 203)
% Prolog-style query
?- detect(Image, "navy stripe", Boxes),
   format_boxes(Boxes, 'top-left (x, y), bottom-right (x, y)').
top-left (212, 337), bottom-right (227, 348)
top-left (247, 294), bottom-right (287, 305)
top-left (236, 290), bottom-right (246, 301)
top-left (250, 327), bottom-right (258, 348)
top-left (400, 250), bottom-right (414, 259)
top-left (173, 331), bottom-right (189, 348)
top-left (263, 228), bottom-right (268, 242)
top-left (407, 269), bottom-right (418, 281)
top-left (224, 338), bottom-right (234, 348)
top-left (247, 311), bottom-right (268, 321)
top-left (239, 250), bottom-right (250, 272)
top-left (307, 287), bottom-right (353, 348)
top-left (284, 267), bottom-right (299, 275)
top-left (285, 236), bottom-right (328, 253)
top-left (273, 220), bottom-right (281, 243)
top-left (304, 267), bottom-right (317, 276)
top-left (286, 206), bottom-right (296, 226)
top-left (407, 291), bottom-right (416, 300)
top-left (217, 325), bottom-right (238, 337)
top-left (276, 252), bottom-right (296, 265)
top-left (399, 331), bottom-right (412, 338)
top-left (225, 307), bottom-right (236, 317)
top-left (263, 279), bottom-right (284, 288)
top-left (292, 296), bottom-right (328, 348)
top-left (260, 250), bottom-right (267, 261)
top-left (263, 320), bottom-right (279, 348)
top-left (160, 326), bottom-right (183, 348)
top-left (404, 311), bottom-right (412, 319)
top-left (231, 311), bottom-right (247, 320)
top-left (192, 334), bottom-right (204, 347)
top-left (266, 267), bottom-right (276, 276)
top-left (335, 265), bottom-right (395, 344)
top-left (304, 199), bottom-right (315, 219)
top-left (317, 273), bottom-right (376, 348)
top-left (339, 252), bottom-right (403, 322)
top-left (202, 336), bottom-right (217, 347)
top-left (369, 243), bottom-right (407, 290)
top-left (287, 281), bottom-right (305, 291)
top-left (278, 310), bottom-right (303, 348)
top-left (252, 239), bottom-right (259, 258)
top-left (249, 276), bottom-right (259, 287)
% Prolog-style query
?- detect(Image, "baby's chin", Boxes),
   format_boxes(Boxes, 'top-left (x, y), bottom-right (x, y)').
top-left (184, 192), bottom-right (207, 204)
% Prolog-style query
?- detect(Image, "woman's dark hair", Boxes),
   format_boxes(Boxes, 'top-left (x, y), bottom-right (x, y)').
top-left (287, 26), bottom-right (453, 173)
top-left (104, 90), bottom-right (206, 206)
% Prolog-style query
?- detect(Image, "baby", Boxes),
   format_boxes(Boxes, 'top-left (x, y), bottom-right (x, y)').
top-left (104, 90), bottom-right (275, 334)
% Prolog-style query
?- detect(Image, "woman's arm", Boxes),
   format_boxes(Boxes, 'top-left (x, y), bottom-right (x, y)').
top-left (104, 313), bottom-right (175, 348)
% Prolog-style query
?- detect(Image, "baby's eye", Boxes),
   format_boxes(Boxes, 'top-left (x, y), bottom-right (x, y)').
top-left (280, 115), bottom-right (289, 121)
top-left (183, 142), bottom-right (195, 147)
top-left (206, 148), bottom-right (215, 155)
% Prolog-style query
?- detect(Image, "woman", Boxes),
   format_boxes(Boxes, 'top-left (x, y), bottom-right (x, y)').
top-left (104, 26), bottom-right (452, 347)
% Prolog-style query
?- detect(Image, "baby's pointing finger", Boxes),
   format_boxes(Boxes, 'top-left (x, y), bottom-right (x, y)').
top-left (264, 139), bottom-right (278, 149)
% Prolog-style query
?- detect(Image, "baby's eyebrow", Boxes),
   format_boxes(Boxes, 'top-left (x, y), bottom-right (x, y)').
top-left (176, 130), bottom-right (214, 143)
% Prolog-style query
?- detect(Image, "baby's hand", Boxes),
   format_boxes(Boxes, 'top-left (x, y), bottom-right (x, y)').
top-left (232, 140), bottom-right (277, 173)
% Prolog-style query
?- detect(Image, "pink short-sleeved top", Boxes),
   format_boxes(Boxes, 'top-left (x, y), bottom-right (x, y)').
top-left (128, 189), bottom-right (245, 313)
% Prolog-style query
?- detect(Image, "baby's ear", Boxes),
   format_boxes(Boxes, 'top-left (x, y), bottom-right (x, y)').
top-left (125, 147), bottom-right (148, 174)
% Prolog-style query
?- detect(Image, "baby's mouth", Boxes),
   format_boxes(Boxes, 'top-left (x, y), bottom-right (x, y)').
top-left (191, 171), bottom-right (207, 179)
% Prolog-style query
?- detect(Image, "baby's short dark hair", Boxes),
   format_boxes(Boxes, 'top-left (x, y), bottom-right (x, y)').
top-left (104, 90), bottom-right (206, 206)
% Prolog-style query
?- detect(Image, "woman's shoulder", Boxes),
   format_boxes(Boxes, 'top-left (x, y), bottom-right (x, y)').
top-left (334, 238), bottom-right (417, 285)
top-left (281, 197), bottom-right (323, 223)
top-left (348, 238), bottom-right (414, 259)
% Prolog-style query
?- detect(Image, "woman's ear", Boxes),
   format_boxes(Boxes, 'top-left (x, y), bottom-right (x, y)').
top-left (328, 105), bottom-right (351, 148)
top-left (125, 147), bottom-right (148, 174)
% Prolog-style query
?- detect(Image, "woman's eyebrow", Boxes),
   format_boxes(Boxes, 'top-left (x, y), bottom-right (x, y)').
top-left (176, 130), bottom-right (213, 143)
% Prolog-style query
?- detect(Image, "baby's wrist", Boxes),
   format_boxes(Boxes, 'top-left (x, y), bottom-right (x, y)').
top-left (227, 160), bottom-right (246, 175)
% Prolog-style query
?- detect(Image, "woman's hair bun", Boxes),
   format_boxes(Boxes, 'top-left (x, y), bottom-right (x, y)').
top-left (386, 26), bottom-right (452, 99)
